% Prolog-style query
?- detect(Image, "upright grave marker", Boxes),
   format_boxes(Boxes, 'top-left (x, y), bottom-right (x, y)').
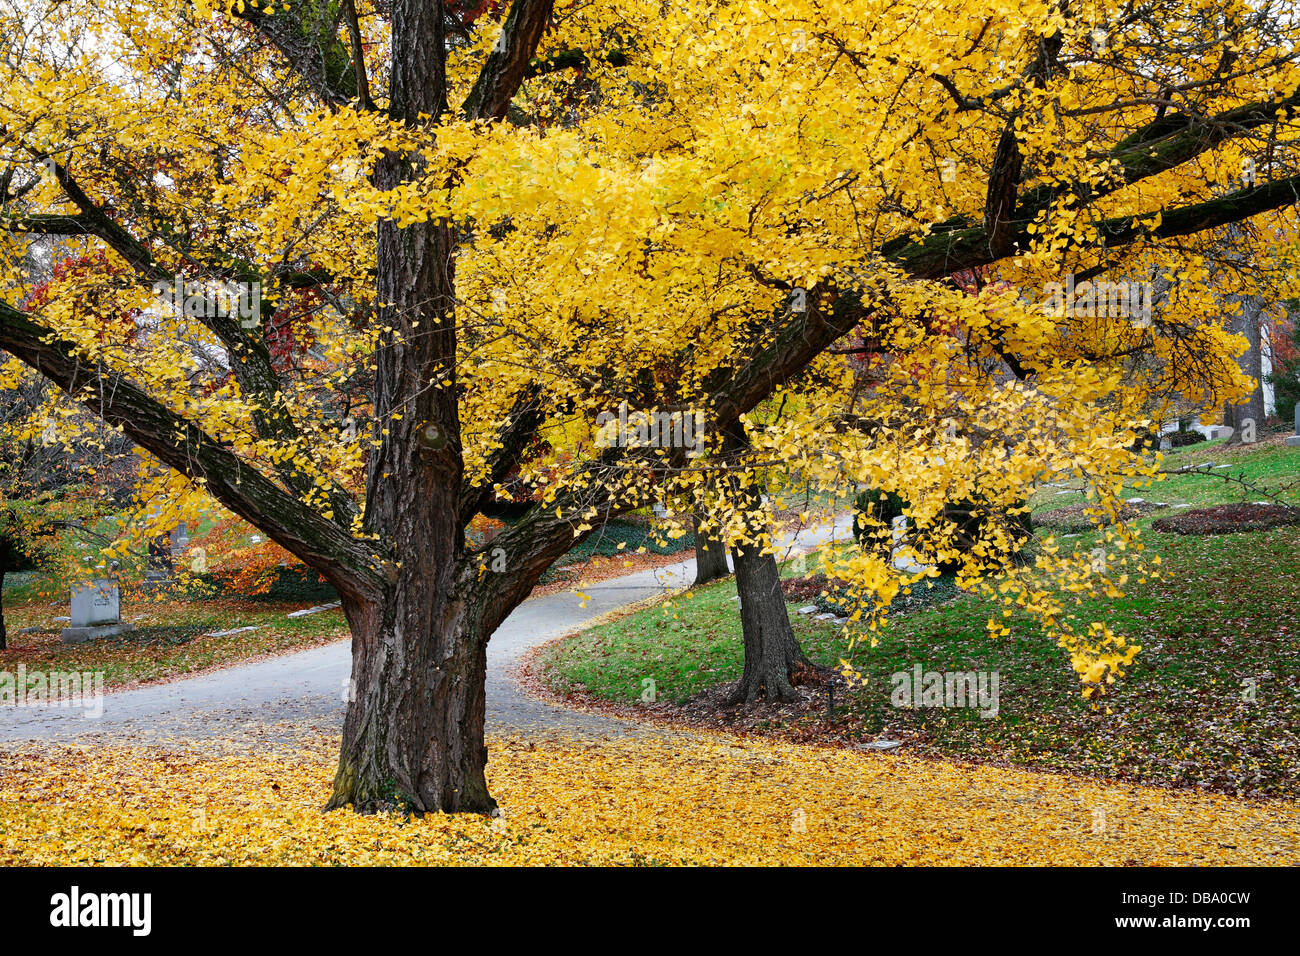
top-left (61, 578), bottom-right (133, 644)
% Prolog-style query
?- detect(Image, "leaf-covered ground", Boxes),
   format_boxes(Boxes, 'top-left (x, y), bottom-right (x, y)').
top-left (540, 439), bottom-right (1300, 798)
top-left (1, 730), bottom-right (1296, 865)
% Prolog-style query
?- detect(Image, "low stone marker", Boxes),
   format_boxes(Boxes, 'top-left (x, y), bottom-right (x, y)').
top-left (286, 601), bottom-right (341, 619)
top-left (204, 625), bottom-right (260, 638)
top-left (1287, 408), bottom-right (1300, 448)
top-left (813, 613), bottom-right (849, 625)
top-left (61, 579), bottom-right (134, 644)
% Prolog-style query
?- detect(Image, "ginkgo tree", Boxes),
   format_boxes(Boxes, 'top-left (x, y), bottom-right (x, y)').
top-left (2, 0), bottom-right (1300, 814)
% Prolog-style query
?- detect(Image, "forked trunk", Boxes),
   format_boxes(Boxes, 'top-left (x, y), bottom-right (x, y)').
top-left (326, 0), bottom-right (480, 813)
top-left (728, 540), bottom-right (810, 705)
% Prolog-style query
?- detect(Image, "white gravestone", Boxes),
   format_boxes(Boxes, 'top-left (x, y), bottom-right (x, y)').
top-left (1287, 408), bottom-right (1300, 448)
top-left (61, 580), bottom-right (134, 644)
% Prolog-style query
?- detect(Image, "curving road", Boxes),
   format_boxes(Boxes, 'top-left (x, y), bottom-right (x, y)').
top-left (0, 518), bottom-right (851, 746)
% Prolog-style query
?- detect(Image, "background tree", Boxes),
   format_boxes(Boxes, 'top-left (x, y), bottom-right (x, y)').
top-left (1267, 310), bottom-right (1300, 424)
top-left (690, 515), bottom-right (730, 587)
top-left (0, 498), bottom-right (46, 650)
top-left (1223, 297), bottom-right (1268, 442)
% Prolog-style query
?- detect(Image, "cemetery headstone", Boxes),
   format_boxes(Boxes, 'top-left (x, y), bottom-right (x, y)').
top-left (61, 578), bottom-right (134, 644)
top-left (1287, 408), bottom-right (1300, 447)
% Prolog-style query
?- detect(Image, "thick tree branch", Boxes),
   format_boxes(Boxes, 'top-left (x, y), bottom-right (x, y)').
top-left (898, 85), bottom-right (1300, 260)
top-left (708, 174), bottom-right (1300, 428)
top-left (41, 160), bottom-right (360, 525)
top-left (461, 0), bottom-right (555, 121)
top-left (891, 173), bottom-right (1300, 280)
top-left (983, 30), bottom-right (1060, 259)
top-left (0, 212), bottom-right (90, 235)
top-left (231, 0), bottom-right (359, 108)
top-left (0, 298), bottom-right (385, 599)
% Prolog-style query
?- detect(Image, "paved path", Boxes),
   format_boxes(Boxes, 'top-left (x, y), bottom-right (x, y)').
top-left (0, 517), bottom-right (852, 745)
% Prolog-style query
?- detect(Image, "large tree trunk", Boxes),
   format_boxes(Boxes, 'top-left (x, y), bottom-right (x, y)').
top-left (328, 0), bottom-right (481, 814)
top-left (326, 0), bottom-right (564, 814)
top-left (327, 509), bottom-right (581, 813)
top-left (329, 580), bottom-right (494, 814)
top-left (692, 514), bottom-right (730, 586)
top-left (0, 566), bottom-right (7, 651)
top-left (728, 539), bottom-right (810, 704)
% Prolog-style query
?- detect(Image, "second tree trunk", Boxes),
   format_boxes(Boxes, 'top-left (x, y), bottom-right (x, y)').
top-left (692, 514), bottom-right (731, 586)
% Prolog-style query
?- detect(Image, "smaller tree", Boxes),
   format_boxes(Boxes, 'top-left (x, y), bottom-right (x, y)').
top-left (1267, 314), bottom-right (1300, 425)
top-left (0, 498), bottom-right (54, 650)
top-left (691, 514), bottom-right (730, 586)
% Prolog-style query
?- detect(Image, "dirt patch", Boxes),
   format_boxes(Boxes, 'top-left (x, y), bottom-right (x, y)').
top-left (779, 573), bottom-right (849, 602)
top-left (1034, 500), bottom-right (1164, 533)
top-left (1152, 502), bottom-right (1300, 535)
top-left (673, 664), bottom-right (850, 734)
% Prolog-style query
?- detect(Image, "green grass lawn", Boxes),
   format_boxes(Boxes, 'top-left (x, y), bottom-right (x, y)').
top-left (541, 437), bottom-right (1300, 798)
top-left (1031, 433), bottom-right (1300, 510)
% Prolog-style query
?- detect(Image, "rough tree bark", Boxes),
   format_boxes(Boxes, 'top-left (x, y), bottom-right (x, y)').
top-left (330, 575), bottom-right (494, 813)
top-left (723, 430), bottom-right (812, 705)
top-left (729, 535), bottom-right (811, 704)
